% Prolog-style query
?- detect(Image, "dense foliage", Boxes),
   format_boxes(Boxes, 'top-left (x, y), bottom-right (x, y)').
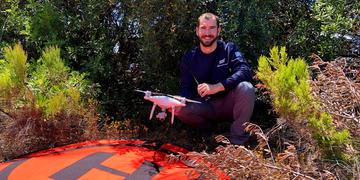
top-left (0, 1), bottom-right (359, 178)
top-left (1, 0), bottom-right (358, 120)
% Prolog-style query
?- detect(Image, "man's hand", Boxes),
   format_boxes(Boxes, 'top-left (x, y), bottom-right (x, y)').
top-left (197, 83), bottom-right (225, 97)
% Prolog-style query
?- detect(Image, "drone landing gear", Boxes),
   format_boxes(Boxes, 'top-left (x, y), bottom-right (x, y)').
top-left (149, 104), bottom-right (156, 120)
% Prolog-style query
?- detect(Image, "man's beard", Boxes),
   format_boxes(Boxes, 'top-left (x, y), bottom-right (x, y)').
top-left (199, 35), bottom-right (218, 47)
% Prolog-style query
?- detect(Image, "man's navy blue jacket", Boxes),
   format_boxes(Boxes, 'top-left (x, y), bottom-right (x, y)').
top-left (180, 40), bottom-right (252, 101)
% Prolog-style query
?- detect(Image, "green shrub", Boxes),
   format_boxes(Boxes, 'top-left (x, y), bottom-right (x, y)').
top-left (309, 112), bottom-right (350, 158)
top-left (30, 2), bottom-right (64, 46)
top-left (257, 46), bottom-right (313, 121)
top-left (0, 43), bottom-right (99, 161)
top-left (0, 42), bottom-right (94, 118)
top-left (0, 43), bottom-right (28, 108)
top-left (28, 46), bottom-right (90, 116)
top-left (257, 46), bottom-right (350, 159)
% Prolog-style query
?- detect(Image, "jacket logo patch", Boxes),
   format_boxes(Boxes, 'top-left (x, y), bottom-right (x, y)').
top-left (232, 51), bottom-right (244, 62)
top-left (235, 51), bottom-right (242, 58)
top-left (217, 58), bottom-right (227, 67)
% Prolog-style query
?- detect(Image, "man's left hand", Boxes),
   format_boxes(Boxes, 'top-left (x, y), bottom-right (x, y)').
top-left (197, 83), bottom-right (225, 97)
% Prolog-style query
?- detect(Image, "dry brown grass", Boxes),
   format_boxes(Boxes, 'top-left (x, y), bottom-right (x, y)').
top-left (164, 56), bottom-right (360, 179)
top-left (167, 125), bottom-right (350, 179)
top-left (310, 55), bottom-right (360, 137)
top-left (0, 101), bottom-right (101, 161)
top-left (0, 97), bottom-right (150, 162)
top-left (309, 55), bottom-right (360, 179)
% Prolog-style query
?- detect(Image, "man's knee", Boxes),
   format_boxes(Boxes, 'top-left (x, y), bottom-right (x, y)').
top-left (174, 105), bottom-right (199, 121)
top-left (174, 106), bottom-right (211, 128)
top-left (233, 81), bottom-right (255, 97)
top-left (174, 106), bottom-right (191, 117)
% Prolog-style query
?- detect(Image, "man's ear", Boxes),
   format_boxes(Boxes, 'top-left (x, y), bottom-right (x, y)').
top-left (195, 27), bottom-right (199, 36)
top-left (217, 27), bottom-right (221, 36)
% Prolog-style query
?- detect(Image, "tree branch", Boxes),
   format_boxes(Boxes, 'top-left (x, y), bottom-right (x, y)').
top-left (0, 108), bottom-right (13, 121)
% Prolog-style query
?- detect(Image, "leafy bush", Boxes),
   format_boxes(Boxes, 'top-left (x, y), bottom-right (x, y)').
top-left (257, 46), bottom-right (313, 121)
top-left (288, 0), bottom-right (359, 59)
top-left (309, 112), bottom-right (350, 157)
top-left (29, 2), bottom-right (64, 47)
top-left (312, 0), bottom-right (356, 58)
top-left (0, 43), bottom-right (99, 161)
top-left (28, 46), bottom-right (90, 116)
top-left (257, 46), bottom-right (350, 159)
top-left (0, 43), bottom-right (28, 108)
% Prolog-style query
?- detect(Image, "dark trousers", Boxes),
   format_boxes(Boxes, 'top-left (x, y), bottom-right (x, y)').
top-left (174, 81), bottom-right (255, 145)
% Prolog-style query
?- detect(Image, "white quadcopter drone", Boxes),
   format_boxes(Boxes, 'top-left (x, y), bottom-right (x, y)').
top-left (135, 90), bottom-right (201, 124)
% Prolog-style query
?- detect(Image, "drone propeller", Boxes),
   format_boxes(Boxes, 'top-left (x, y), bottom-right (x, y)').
top-left (134, 89), bottom-right (147, 94)
top-left (167, 95), bottom-right (201, 104)
top-left (185, 98), bottom-right (202, 104)
top-left (135, 89), bottom-right (164, 96)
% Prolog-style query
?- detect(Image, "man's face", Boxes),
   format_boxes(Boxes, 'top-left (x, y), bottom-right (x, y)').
top-left (196, 17), bottom-right (220, 47)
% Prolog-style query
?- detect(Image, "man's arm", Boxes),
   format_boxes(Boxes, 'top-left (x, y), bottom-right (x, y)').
top-left (220, 44), bottom-right (252, 91)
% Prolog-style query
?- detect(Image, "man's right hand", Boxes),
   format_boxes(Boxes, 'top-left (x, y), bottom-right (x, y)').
top-left (197, 83), bottom-right (224, 97)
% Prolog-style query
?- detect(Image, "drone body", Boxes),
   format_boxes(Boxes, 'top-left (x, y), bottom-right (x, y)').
top-left (144, 95), bottom-right (186, 109)
top-left (136, 90), bottom-right (200, 124)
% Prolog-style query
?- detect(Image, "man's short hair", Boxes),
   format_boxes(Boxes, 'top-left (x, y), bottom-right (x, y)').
top-left (197, 13), bottom-right (220, 27)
